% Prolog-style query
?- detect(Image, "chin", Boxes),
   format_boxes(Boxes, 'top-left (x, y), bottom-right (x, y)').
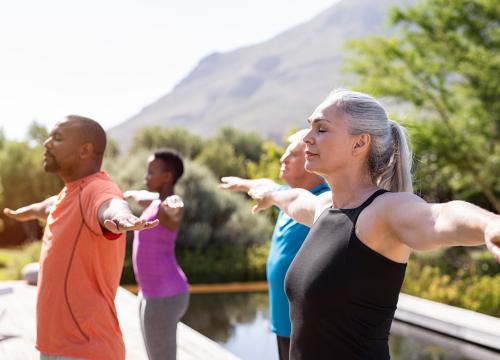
top-left (305, 162), bottom-right (324, 177)
top-left (304, 160), bottom-right (318, 172)
top-left (43, 163), bottom-right (58, 173)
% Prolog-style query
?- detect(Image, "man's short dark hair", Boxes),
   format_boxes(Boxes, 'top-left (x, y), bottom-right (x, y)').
top-left (66, 115), bottom-right (107, 157)
top-left (153, 148), bottom-right (184, 185)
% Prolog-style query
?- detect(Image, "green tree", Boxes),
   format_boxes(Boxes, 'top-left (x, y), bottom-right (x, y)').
top-left (213, 126), bottom-right (264, 162)
top-left (246, 141), bottom-right (283, 182)
top-left (27, 121), bottom-right (49, 146)
top-left (104, 137), bottom-right (121, 160)
top-left (195, 141), bottom-right (247, 179)
top-left (347, 0), bottom-right (500, 211)
top-left (0, 128), bottom-right (5, 149)
top-left (0, 140), bottom-right (62, 217)
top-left (176, 161), bottom-right (272, 248)
top-left (130, 126), bottom-right (204, 158)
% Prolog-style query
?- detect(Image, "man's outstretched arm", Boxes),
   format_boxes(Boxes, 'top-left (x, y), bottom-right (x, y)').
top-left (98, 198), bottom-right (159, 234)
top-left (3, 196), bottom-right (57, 222)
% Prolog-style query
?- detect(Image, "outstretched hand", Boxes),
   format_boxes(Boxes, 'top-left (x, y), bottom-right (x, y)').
top-left (248, 188), bottom-right (274, 214)
top-left (485, 219), bottom-right (500, 262)
top-left (3, 207), bottom-right (36, 222)
top-left (219, 176), bottom-right (248, 192)
top-left (103, 214), bottom-right (159, 234)
top-left (161, 195), bottom-right (184, 216)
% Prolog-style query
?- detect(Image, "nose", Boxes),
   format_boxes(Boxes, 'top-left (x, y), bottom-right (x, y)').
top-left (43, 137), bottom-right (51, 149)
top-left (303, 128), bottom-right (314, 144)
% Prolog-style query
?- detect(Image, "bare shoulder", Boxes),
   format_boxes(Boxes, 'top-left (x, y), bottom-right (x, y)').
top-left (357, 191), bottom-right (422, 263)
top-left (371, 192), bottom-right (427, 214)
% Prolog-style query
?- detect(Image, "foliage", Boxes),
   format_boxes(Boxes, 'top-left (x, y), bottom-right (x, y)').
top-left (27, 121), bottom-right (49, 146)
top-left (0, 141), bottom-right (62, 211)
top-left (194, 127), bottom-right (266, 180)
top-left (130, 126), bottom-right (204, 159)
top-left (103, 148), bottom-right (149, 191)
top-left (176, 161), bottom-right (273, 248)
top-left (121, 240), bottom-right (269, 285)
top-left (347, 0), bottom-right (500, 211)
top-left (213, 126), bottom-right (265, 162)
top-left (176, 242), bottom-right (269, 283)
top-left (403, 249), bottom-right (500, 317)
top-left (195, 142), bottom-right (248, 179)
top-left (105, 137), bottom-right (121, 160)
top-left (0, 128), bottom-right (5, 148)
top-left (246, 141), bottom-right (283, 182)
top-left (0, 241), bottom-right (41, 280)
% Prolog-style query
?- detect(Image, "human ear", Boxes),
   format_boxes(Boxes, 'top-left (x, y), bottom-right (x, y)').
top-left (353, 134), bottom-right (371, 154)
top-left (162, 170), bottom-right (174, 183)
top-left (80, 142), bottom-right (94, 159)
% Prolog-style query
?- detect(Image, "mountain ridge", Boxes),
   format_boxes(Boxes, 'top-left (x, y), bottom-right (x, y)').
top-left (109, 0), bottom-right (407, 148)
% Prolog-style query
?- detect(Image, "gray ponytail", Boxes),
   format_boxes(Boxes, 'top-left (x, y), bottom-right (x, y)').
top-left (327, 89), bottom-right (413, 192)
top-left (376, 120), bottom-right (413, 192)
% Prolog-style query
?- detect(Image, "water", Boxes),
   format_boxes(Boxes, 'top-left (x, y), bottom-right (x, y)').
top-left (182, 292), bottom-right (500, 360)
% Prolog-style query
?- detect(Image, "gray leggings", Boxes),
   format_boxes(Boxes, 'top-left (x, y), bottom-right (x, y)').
top-left (139, 292), bottom-right (190, 360)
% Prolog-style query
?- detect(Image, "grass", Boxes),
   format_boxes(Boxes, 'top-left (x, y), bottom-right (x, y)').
top-left (0, 241), bottom-right (41, 281)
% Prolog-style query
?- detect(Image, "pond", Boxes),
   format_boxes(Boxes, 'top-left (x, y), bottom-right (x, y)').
top-left (181, 292), bottom-right (500, 360)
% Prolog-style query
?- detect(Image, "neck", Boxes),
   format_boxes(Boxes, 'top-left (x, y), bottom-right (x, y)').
top-left (60, 165), bottom-right (101, 184)
top-left (323, 168), bottom-right (378, 209)
top-left (158, 184), bottom-right (174, 200)
top-left (288, 175), bottom-right (325, 191)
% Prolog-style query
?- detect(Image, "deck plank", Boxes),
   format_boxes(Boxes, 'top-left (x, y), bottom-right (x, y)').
top-left (0, 281), bottom-right (240, 360)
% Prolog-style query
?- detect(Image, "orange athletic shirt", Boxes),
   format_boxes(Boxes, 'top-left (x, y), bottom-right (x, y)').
top-left (36, 171), bottom-right (126, 360)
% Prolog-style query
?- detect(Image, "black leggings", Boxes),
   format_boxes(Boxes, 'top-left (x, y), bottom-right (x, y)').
top-left (277, 335), bottom-right (290, 360)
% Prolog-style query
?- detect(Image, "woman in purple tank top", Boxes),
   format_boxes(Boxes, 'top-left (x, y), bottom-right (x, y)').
top-left (125, 149), bottom-right (189, 360)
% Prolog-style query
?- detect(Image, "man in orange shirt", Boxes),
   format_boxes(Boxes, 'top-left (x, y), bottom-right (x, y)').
top-left (4, 115), bottom-right (158, 360)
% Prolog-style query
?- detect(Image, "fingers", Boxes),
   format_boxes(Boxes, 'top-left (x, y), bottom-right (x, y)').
top-left (485, 221), bottom-right (500, 263)
top-left (486, 240), bottom-right (500, 262)
top-left (162, 195), bottom-right (184, 209)
top-left (248, 188), bottom-right (265, 200)
top-left (3, 208), bottom-right (14, 216)
top-left (104, 217), bottom-right (160, 234)
top-left (251, 204), bottom-right (263, 214)
top-left (3, 208), bottom-right (27, 221)
top-left (123, 191), bottom-right (134, 200)
top-left (219, 177), bottom-right (243, 192)
top-left (103, 219), bottom-right (120, 233)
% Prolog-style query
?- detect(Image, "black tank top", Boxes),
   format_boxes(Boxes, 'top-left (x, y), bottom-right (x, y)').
top-left (285, 190), bottom-right (407, 360)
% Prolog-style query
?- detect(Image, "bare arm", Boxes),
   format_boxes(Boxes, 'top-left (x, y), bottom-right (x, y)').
top-left (123, 190), bottom-right (159, 208)
top-left (158, 195), bottom-right (184, 231)
top-left (383, 193), bottom-right (500, 260)
top-left (3, 196), bottom-right (57, 222)
top-left (98, 198), bottom-right (159, 234)
top-left (219, 176), bottom-right (278, 193)
top-left (249, 188), bottom-right (332, 227)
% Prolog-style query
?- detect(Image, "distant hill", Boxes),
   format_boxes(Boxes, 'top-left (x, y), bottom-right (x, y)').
top-left (109, 0), bottom-right (408, 149)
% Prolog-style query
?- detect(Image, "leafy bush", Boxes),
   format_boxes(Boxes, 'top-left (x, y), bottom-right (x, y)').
top-left (0, 241), bottom-right (41, 280)
top-left (176, 161), bottom-right (273, 248)
top-left (403, 250), bottom-right (500, 317)
top-left (176, 242), bottom-right (269, 283)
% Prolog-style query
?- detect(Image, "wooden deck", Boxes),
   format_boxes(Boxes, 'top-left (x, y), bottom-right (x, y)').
top-left (0, 281), bottom-right (240, 360)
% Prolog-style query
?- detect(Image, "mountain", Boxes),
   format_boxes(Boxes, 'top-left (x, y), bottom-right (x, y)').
top-left (109, 0), bottom-right (408, 149)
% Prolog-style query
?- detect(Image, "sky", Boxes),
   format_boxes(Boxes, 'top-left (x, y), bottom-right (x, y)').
top-left (0, 0), bottom-right (339, 140)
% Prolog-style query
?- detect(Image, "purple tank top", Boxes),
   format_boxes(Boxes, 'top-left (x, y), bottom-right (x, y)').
top-left (132, 200), bottom-right (189, 298)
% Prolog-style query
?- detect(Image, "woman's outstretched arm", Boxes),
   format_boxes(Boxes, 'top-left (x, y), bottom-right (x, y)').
top-left (249, 188), bottom-right (332, 227)
top-left (382, 193), bottom-right (500, 261)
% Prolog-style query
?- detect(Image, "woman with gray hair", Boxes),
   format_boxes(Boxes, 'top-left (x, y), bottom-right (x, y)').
top-left (250, 89), bottom-right (500, 359)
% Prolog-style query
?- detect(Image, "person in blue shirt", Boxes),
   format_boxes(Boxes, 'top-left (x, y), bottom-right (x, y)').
top-left (220, 129), bottom-right (329, 360)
